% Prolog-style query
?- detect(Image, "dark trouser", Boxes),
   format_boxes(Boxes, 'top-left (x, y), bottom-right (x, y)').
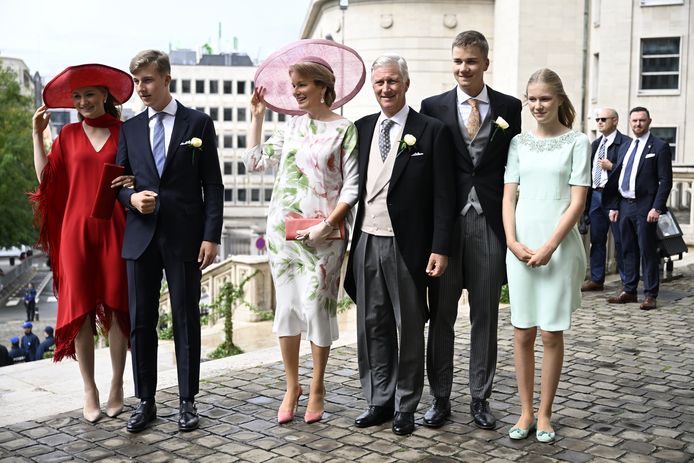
top-left (127, 231), bottom-right (202, 400)
top-left (25, 301), bottom-right (36, 322)
top-left (588, 190), bottom-right (625, 283)
top-left (427, 212), bottom-right (505, 401)
top-left (619, 199), bottom-right (659, 298)
top-left (354, 233), bottom-right (427, 413)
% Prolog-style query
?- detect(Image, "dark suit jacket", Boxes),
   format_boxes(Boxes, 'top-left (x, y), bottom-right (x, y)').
top-left (584, 130), bottom-right (631, 214)
top-left (344, 107), bottom-right (456, 302)
top-left (419, 86), bottom-right (521, 246)
top-left (116, 101), bottom-right (224, 261)
top-left (603, 133), bottom-right (673, 215)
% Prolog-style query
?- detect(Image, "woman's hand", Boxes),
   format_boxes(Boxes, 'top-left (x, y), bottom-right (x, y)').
top-left (526, 243), bottom-right (556, 267)
top-left (111, 175), bottom-right (135, 189)
top-left (508, 241), bottom-right (534, 263)
top-left (33, 105), bottom-right (51, 135)
top-left (250, 86), bottom-right (267, 119)
top-left (297, 220), bottom-right (335, 247)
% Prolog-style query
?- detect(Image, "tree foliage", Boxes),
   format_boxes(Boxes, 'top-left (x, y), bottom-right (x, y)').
top-left (0, 67), bottom-right (38, 247)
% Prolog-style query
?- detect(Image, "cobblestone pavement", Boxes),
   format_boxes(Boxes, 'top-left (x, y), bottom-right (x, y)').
top-left (1, 264), bottom-right (693, 462)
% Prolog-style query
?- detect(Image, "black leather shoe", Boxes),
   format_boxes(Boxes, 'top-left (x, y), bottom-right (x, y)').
top-left (126, 400), bottom-right (156, 433)
top-left (423, 397), bottom-right (451, 428)
top-left (178, 400), bottom-right (199, 432)
top-left (392, 412), bottom-right (415, 435)
top-left (354, 406), bottom-right (394, 428)
top-left (470, 399), bottom-right (496, 429)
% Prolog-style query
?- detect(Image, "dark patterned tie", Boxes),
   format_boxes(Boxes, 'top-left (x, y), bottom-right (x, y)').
top-left (593, 137), bottom-right (607, 188)
top-left (620, 139), bottom-right (639, 193)
top-left (379, 119), bottom-right (395, 161)
top-left (152, 112), bottom-right (166, 176)
top-left (467, 98), bottom-right (480, 138)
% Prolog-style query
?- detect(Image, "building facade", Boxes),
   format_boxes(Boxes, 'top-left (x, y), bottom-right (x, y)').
top-left (0, 56), bottom-right (35, 98)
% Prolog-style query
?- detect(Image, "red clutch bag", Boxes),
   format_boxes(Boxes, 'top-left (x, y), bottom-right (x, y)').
top-left (285, 218), bottom-right (345, 240)
top-left (90, 163), bottom-right (125, 220)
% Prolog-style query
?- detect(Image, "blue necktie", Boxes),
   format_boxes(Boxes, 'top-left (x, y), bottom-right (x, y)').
top-left (620, 139), bottom-right (639, 193)
top-left (152, 112), bottom-right (166, 176)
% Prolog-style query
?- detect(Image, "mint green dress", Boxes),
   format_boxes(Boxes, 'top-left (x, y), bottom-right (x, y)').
top-left (503, 131), bottom-right (591, 331)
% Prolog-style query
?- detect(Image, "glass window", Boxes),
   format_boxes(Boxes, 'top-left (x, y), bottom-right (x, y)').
top-left (650, 127), bottom-right (677, 162)
top-left (181, 80), bottom-right (191, 93)
top-left (196, 106), bottom-right (205, 112)
top-left (264, 188), bottom-right (273, 202)
top-left (209, 80), bottom-right (218, 94)
top-left (251, 188), bottom-right (260, 202)
top-left (264, 110), bottom-right (273, 122)
top-left (237, 81), bottom-right (246, 94)
top-left (237, 189), bottom-right (247, 202)
top-left (223, 108), bottom-right (232, 121)
top-left (223, 135), bottom-right (233, 148)
top-left (237, 108), bottom-right (246, 122)
top-left (170, 79), bottom-right (177, 93)
top-left (640, 37), bottom-right (680, 90)
top-left (195, 80), bottom-right (205, 93)
top-left (278, 113), bottom-right (286, 122)
top-left (237, 161), bottom-right (246, 175)
top-left (223, 80), bottom-right (232, 94)
top-left (224, 189), bottom-right (233, 202)
top-left (223, 162), bottom-right (232, 175)
top-left (209, 107), bottom-right (218, 120)
top-left (237, 135), bottom-right (247, 149)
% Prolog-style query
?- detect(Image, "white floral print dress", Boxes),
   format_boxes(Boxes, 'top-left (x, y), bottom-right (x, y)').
top-left (244, 115), bottom-right (358, 346)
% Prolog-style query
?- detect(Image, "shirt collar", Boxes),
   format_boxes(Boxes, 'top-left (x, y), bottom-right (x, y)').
top-left (147, 98), bottom-right (178, 119)
top-left (378, 104), bottom-right (410, 127)
top-left (457, 85), bottom-right (489, 105)
top-left (601, 130), bottom-right (617, 145)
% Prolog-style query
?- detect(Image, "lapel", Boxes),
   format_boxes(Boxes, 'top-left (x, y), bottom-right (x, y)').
top-left (441, 88), bottom-right (470, 162)
top-left (635, 134), bottom-right (654, 178)
top-left (389, 108), bottom-right (425, 190)
top-left (134, 110), bottom-right (160, 177)
top-left (358, 114), bottom-right (378, 196)
top-left (162, 101), bottom-right (190, 174)
top-left (478, 86), bottom-right (506, 168)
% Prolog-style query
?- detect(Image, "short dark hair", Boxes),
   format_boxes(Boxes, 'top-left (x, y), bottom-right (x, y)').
top-left (630, 106), bottom-right (651, 119)
top-left (452, 30), bottom-right (489, 59)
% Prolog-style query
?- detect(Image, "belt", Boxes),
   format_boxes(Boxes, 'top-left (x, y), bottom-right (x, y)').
top-left (593, 187), bottom-right (604, 192)
top-left (621, 196), bottom-right (637, 204)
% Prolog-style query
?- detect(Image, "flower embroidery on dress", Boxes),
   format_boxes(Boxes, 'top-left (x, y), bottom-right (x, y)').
top-left (517, 131), bottom-right (579, 152)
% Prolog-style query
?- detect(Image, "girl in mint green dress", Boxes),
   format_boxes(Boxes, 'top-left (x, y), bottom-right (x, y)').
top-left (502, 69), bottom-right (590, 443)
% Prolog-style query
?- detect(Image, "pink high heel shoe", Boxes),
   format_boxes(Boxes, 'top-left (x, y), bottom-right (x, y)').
top-left (304, 387), bottom-right (325, 424)
top-left (277, 387), bottom-right (302, 424)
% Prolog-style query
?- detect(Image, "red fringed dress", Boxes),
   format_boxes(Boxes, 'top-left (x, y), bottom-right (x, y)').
top-left (30, 114), bottom-right (130, 361)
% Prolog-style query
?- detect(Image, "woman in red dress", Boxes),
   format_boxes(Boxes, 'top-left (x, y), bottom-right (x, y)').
top-left (30, 64), bottom-right (133, 422)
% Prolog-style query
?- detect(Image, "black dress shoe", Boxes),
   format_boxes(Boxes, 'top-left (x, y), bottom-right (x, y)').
top-left (423, 397), bottom-right (451, 428)
top-left (126, 400), bottom-right (157, 433)
top-left (354, 406), bottom-right (394, 428)
top-left (178, 400), bottom-right (199, 432)
top-left (470, 399), bottom-right (496, 429)
top-left (392, 412), bottom-right (415, 435)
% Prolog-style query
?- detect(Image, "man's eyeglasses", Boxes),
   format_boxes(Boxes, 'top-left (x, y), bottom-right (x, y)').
top-left (595, 117), bottom-right (614, 122)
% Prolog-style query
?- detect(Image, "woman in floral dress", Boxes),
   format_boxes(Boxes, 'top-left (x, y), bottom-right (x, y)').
top-left (245, 58), bottom-right (358, 424)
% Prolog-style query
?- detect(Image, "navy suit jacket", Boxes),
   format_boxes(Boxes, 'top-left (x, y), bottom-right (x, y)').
top-left (116, 101), bottom-right (224, 261)
top-left (584, 129), bottom-right (631, 214)
top-left (603, 133), bottom-right (673, 215)
top-left (344, 107), bottom-right (456, 302)
top-left (419, 86), bottom-right (521, 246)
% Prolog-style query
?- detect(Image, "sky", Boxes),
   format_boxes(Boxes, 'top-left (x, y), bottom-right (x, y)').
top-left (0, 0), bottom-right (313, 78)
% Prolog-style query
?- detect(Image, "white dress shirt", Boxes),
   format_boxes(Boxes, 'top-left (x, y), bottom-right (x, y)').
top-left (593, 130), bottom-right (617, 188)
top-left (456, 85), bottom-right (490, 128)
top-left (147, 98), bottom-right (178, 157)
top-left (618, 131), bottom-right (650, 199)
top-left (376, 104), bottom-right (410, 159)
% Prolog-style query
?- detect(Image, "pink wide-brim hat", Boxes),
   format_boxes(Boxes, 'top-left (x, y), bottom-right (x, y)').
top-left (255, 39), bottom-right (366, 116)
top-left (43, 64), bottom-right (134, 109)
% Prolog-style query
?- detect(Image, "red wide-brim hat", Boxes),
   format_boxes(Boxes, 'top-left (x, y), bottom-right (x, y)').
top-left (43, 63), bottom-right (134, 108)
top-left (255, 39), bottom-right (366, 116)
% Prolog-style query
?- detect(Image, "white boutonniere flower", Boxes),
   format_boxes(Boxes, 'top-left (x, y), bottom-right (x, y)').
top-left (490, 116), bottom-right (509, 142)
top-left (181, 137), bottom-right (203, 163)
top-left (398, 134), bottom-right (417, 151)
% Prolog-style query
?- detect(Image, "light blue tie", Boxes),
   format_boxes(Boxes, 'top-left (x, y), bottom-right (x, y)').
top-left (620, 139), bottom-right (639, 193)
top-left (152, 112), bottom-right (166, 176)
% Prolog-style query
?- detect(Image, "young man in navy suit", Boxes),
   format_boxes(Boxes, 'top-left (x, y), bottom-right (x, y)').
top-left (116, 50), bottom-right (223, 432)
top-left (605, 107), bottom-right (672, 311)
top-left (581, 108), bottom-right (630, 291)
top-left (419, 30), bottom-right (521, 429)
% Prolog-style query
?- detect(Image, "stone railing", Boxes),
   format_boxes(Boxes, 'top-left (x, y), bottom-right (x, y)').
top-left (669, 166), bottom-right (693, 245)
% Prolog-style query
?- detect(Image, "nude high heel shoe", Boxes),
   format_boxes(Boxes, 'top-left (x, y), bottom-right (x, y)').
top-left (83, 389), bottom-right (102, 423)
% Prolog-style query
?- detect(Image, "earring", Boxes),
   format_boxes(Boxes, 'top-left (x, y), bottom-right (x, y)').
top-left (320, 96), bottom-right (325, 104)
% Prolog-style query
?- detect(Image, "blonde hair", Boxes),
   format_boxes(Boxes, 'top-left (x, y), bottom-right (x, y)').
top-left (289, 61), bottom-right (336, 107)
top-left (526, 68), bottom-right (576, 128)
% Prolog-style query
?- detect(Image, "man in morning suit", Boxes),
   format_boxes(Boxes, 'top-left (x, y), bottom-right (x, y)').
top-left (605, 107), bottom-right (672, 311)
top-left (581, 108), bottom-right (629, 292)
top-left (116, 50), bottom-right (223, 433)
top-left (344, 55), bottom-right (456, 436)
top-left (419, 30), bottom-right (522, 429)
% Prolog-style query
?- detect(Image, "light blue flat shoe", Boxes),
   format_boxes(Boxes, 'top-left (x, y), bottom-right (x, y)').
top-left (536, 429), bottom-right (556, 443)
top-left (509, 420), bottom-right (536, 440)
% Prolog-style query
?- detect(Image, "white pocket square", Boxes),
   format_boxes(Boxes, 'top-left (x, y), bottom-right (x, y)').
top-left (645, 153), bottom-right (656, 158)
top-left (411, 152), bottom-right (424, 157)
